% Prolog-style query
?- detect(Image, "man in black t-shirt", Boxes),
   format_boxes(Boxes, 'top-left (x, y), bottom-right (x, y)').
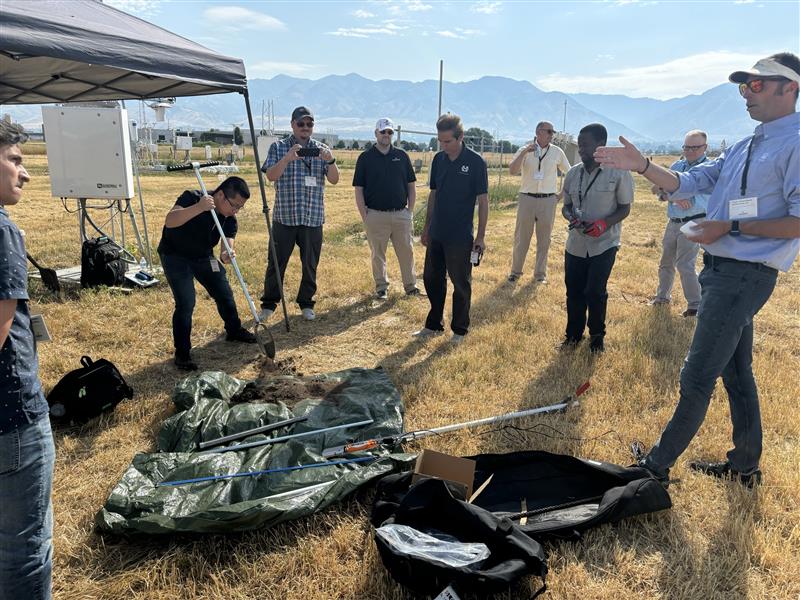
top-left (414, 114), bottom-right (489, 344)
top-left (157, 176), bottom-right (256, 370)
top-left (353, 117), bottom-right (420, 299)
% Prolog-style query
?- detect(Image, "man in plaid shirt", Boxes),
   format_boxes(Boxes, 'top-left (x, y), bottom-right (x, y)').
top-left (259, 106), bottom-right (339, 321)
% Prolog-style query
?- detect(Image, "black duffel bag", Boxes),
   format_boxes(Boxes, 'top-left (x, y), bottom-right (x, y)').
top-left (81, 236), bottom-right (127, 288)
top-left (371, 476), bottom-right (548, 598)
top-left (47, 356), bottom-right (134, 423)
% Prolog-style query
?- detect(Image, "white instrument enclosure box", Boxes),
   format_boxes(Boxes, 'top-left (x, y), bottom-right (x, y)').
top-left (42, 106), bottom-right (134, 199)
top-left (175, 135), bottom-right (193, 150)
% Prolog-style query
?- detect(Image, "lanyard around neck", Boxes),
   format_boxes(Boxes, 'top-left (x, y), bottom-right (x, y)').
top-left (537, 145), bottom-right (550, 171)
top-left (578, 167), bottom-right (601, 209)
top-left (740, 138), bottom-right (755, 197)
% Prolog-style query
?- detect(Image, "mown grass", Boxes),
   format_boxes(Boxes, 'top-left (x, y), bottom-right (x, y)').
top-left (11, 150), bottom-right (800, 600)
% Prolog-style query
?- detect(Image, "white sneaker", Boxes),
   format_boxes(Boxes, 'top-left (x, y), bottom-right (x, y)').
top-left (411, 327), bottom-right (443, 338)
top-left (301, 308), bottom-right (316, 321)
top-left (450, 333), bottom-right (466, 345)
top-left (258, 308), bottom-right (274, 322)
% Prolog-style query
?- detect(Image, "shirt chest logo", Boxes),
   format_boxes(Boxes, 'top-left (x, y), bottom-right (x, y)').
top-left (460, 165), bottom-right (469, 174)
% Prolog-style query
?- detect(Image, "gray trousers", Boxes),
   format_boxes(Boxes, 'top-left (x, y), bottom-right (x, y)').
top-left (655, 219), bottom-right (702, 309)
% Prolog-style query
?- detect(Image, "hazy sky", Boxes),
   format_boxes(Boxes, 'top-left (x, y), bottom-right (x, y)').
top-left (106, 0), bottom-right (799, 99)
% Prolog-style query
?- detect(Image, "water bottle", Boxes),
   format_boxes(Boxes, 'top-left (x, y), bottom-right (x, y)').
top-left (139, 256), bottom-right (148, 273)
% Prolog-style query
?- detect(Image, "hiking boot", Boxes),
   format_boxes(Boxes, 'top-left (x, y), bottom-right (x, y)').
top-left (376, 289), bottom-right (388, 300)
top-left (226, 327), bottom-right (257, 343)
top-left (682, 308), bottom-right (698, 318)
top-left (174, 354), bottom-right (198, 371)
top-left (589, 335), bottom-right (605, 354)
top-left (688, 459), bottom-right (762, 488)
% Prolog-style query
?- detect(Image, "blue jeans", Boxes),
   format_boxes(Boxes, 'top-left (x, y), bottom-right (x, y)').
top-left (0, 415), bottom-right (55, 600)
top-left (644, 256), bottom-right (778, 477)
top-left (160, 253), bottom-right (242, 358)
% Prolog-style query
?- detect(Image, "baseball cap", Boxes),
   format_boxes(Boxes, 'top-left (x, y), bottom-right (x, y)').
top-left (729, 56), bottom-right (800, 84)
top-left (375, 117), bottom-right (395, 132)
top-left (291, 106), bottom-right (314, 122)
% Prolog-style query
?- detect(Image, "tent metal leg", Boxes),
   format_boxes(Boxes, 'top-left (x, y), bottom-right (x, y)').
top-left (243, 89), bottom-right (290, 332)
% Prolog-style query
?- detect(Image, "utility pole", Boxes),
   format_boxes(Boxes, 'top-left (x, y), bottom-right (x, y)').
top-left (562, 99), bottom-right (567, 132)
top-left (437, 60), bottom-right (443, 151)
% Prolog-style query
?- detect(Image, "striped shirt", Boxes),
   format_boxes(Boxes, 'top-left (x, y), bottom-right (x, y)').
top-left (263, 135), bottom-right (329, 227)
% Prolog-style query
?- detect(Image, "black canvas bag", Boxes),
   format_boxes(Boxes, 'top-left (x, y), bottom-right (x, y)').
top-left (47, 356), bottom-right (133, 423)
top-left (373, 450), bottom-right (672, 544)
top-left (371, 477), bottom-right (548, 598)
top-left (81, 236), bottom-right (127, 288)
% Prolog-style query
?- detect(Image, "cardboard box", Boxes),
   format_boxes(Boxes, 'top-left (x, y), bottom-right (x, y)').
top-left (412, 449), bottom-right (476, 499)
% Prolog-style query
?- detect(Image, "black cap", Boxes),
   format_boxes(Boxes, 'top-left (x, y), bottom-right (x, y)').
top-left (291, 106), bottom-right (314, 122)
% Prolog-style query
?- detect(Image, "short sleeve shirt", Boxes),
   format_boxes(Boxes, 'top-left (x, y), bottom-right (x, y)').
top-left (157, 190), bottom-right (238, 259)
top-left (563, 165), bottom-right (634, 257)
top-left (428, 146), bottom-right (489, 243)
top-left (352, 146), bottom-right (416, 210)
top-left (0, 207), bottom-right (47, 433)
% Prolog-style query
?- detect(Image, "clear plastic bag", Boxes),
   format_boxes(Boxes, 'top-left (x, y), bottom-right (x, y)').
top-left (375, 524), bottom-right (491, 569)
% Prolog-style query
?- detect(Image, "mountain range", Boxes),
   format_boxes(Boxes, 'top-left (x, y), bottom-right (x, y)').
top-left (2, 73), bottom-right (755, 147)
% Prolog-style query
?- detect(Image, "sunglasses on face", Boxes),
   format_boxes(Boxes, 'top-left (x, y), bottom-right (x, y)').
top-left (738, 77), bottom-right (786, 96)
top-left (682, 144), bottom-right (706, 151)
top-left (379, 129), bottom-right (394, 135)
top-left (296, 120), bottom-right (314, 128)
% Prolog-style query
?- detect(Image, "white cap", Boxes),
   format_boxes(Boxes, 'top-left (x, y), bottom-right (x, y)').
top-left (375, 117), bottom-right (395, 132)
top-left (729, 56), bottom-right (800, 84)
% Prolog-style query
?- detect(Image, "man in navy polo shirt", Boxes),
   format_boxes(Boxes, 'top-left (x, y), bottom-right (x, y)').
top-left (0, 121), bottom-right (54, 599)
top-left (413, 114), bottom-right (489, 344)
top-left (353, 117), bottom-right (420, 299)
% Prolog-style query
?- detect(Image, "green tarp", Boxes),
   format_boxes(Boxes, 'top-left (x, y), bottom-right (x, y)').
top-left (96, 368), bottom-right (414, 535)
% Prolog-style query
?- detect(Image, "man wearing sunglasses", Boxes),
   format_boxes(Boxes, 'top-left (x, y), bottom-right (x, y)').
top-left (649, 130), bottom-right (710, 317)
top-left (508, 121), bottom-right (571, 284)
top-left (259, 106), bottom-right (339, 322)
top-left (353, 117), bottom-right (420, 299)
top-left (158, 176), bottom-right (256, 371)
top-left (595, 52), bottom-right (800, 489)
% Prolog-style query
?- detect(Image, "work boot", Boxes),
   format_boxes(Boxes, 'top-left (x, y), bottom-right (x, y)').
top-left (589, 335), bottom-right (605, 354)
top-left (558, 336), bottom-right (581, 351)
top-left (174, 353), bottom-right (198, 371)
top-left (226, 327), bottom-right (257, 343)
top-left (688, 459), bottom-right (762, 488)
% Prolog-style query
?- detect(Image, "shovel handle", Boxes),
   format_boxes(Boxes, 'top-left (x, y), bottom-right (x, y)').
top-left (166, 161), bottom-right (220, 172)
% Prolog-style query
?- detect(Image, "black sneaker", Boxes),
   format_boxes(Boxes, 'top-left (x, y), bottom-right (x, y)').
top-left (589, 335), bottom-right (605, 354)
top-left (558, 337), bottom-right (581, 351)
top-left (405, 288), bottom-right (425, 297)
top-left (226, 327), bottom-right (257, 343)
top-left (630, 441), bottom-right (670, 488)
top-left (376, 289), bottom-right (388, 300)
top-left (174, 354), bottom-right (198, 371)
top-left (688, 459), bottom-right (762, 488)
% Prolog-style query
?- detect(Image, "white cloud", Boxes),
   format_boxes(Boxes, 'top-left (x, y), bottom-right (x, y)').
top-left (389, 0), bottom-right (433, 15)
top-left (734, 0), bottom-right (755, 3)
top-left (536, 51), bottom-right (764, 99)
top-left (352, 9), bottom-right (376, 18)
top-left (202, 6), bottom-right (286, 31)
top-left (436, 28), bottom-right (483, 40)
top-left (248, 61), bottom-right (319, 77)
top-left (437, 30), bottom-right (461, 39)
top-left (327, 27), bottom-right (398, 38)
top-left (104, 0), bottom-right (162, 17)
top-left (471, 1), bottom-right (502, 14)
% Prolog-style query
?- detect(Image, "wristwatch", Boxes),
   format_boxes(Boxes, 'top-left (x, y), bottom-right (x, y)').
top-left (326, 157), bottom-right (336, 165)
top-left (729, 220), bottom-right (741, 237)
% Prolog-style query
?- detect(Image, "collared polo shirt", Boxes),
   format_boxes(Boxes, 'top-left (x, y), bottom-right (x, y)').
top-left (0, 207), bottom-right (47, 433)
top-left (157, 190), bottom-right (238, 259)
top-left (671, 112), bottom-right (800, 272)
top-left (514, 143), bottom-right (571, 195)
top-left (428, 145), bottom-right (489, 243)
top-left (352, 145), bottom-right (416, 210)
top-left (563, 164), bottom-right (634, 257)
top-left (667, 156), bottom-right (710, 220)
top-left (263, 135), bottom-right (329, 227)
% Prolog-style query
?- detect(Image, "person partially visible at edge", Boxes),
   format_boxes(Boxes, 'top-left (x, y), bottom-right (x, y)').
top-left (258, 106), bottom-right (339, 323)
top-left (507, 120), bottom-right (571, 284)
top-left (412, 113), bottom-right (489, 345)
top-left (353, 117), bottom-right (422, 299)
top-left (157, 176), bottom-right (257, 371)
top-left (560, 122), bottom-right (633, 354)
top-left (0, 120), bottom-right (55, 600)
top-left (648, 129), bottom-right (710, 317)
top-left (594, 52), bottom-right (800, 488)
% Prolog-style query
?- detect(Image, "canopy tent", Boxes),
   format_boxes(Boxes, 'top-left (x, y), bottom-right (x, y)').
top-left (0, 0), bottom-right (288, 327)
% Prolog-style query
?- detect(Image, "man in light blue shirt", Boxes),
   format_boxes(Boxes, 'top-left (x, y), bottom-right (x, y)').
top-left (650, 130), bottom-right (710, 316)
top-left (595, 52), bottom-right (800, 489)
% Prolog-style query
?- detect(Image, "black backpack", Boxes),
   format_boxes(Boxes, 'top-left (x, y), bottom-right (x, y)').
top-left (47, 356), bottom-right (134, 423)
top-left (81, 236), bottom-right (127, 288)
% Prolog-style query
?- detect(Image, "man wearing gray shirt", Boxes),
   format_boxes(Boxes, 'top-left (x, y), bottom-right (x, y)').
top-left (561, 123), bottom-right (633, 353)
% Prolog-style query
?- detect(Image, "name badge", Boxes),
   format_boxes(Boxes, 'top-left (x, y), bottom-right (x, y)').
top-left (533, 170), bottom-right (545, 180)
top-left (210, 258), bottom-right (220, 272)
top-left (304, 176), bottom-right (317, 188)
top-left (729, 197), bottom-right (757, 219)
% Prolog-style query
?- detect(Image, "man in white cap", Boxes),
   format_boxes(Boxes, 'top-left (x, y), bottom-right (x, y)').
top-left (353, 118), bottom-right (420, 299)
top-left (595, 52), bottom-right (800, 488)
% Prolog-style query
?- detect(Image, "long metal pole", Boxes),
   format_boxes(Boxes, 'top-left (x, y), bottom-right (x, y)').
top-left (243, 89), bottom-right (290, 332)
top-left (197, 415), bottom-right (308, 450)
top-left (437, 59), bottom-right (443, 152)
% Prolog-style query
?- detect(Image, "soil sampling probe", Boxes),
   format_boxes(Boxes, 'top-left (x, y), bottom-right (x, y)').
top-left (322, 381), bottom-right (591, 458)
top-left (166, 161), bottom-right (275, 359)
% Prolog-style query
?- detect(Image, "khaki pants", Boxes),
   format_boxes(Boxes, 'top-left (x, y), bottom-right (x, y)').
top-left (364, 208), bottom-right (417, 293)
top-left (510, 193), bottom-right (558, 280)
top-left (655, 219), bottom-right (702, 309)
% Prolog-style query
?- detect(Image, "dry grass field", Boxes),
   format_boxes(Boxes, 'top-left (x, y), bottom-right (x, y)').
top-left (11, 144), bottom-right (800, 599)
